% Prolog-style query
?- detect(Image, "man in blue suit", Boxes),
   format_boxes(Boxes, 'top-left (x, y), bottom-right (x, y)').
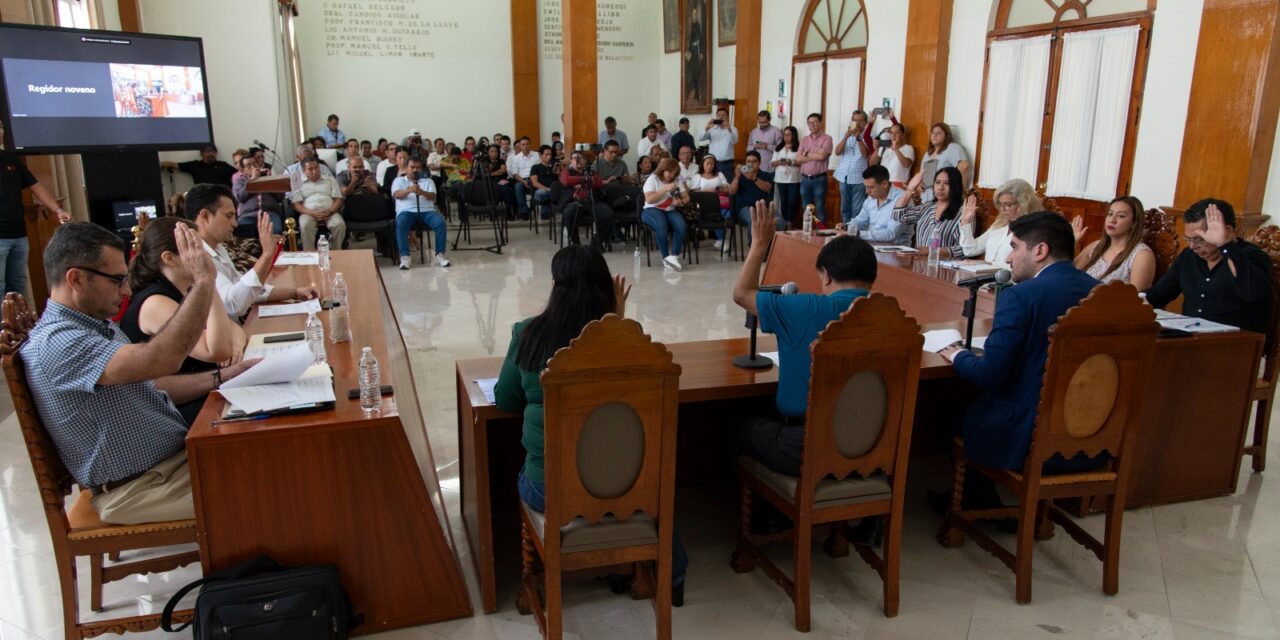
top-left (932, 212), bottom-right (1100, 509)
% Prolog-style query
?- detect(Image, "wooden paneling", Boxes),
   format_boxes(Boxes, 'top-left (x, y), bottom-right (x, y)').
top-left (510, 0), bottom-right (540, 144)
top-left (900, 0), bottom-right (952, 160)
top-left (732, 0), bottom-right (762, 161)
top-left (118, 0), bottom-right (141, 32)
top-left (1174, 0), bottom-right (1280, 214)
top-left (561, 0), bottom-right (597, 151)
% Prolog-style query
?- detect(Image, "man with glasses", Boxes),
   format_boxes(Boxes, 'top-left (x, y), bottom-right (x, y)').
top-left (1145, 198), bottom-right (1273, 335)
top-left (21, 222), bottom-right (259, 524)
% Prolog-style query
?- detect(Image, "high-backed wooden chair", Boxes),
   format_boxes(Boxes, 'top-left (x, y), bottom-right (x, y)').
top-left (967, 186), bottom-right (993, 235)
top-left (939, 282), bottom-right (1159, 604)
top-left (516, 315), bottom-right (681, 639)
top-left (1143, 208), bottom-right (1180, 282)
top-left (730, 294), bottom-right (923, 630)
top-left (0, 293), bottom-right (199, 639)
top-left (1244, 225), bottom-right (1280, 472)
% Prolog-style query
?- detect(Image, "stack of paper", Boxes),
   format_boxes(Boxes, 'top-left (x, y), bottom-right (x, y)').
top-left (257, 299), bottom-right (322, 318)
top-left (1154, 310), bottom-right (1238, 334)
top-left (275, 252), bottom-right (321, 266)
top-left (474, 378), bottom-right (498, 404)
top-left (218, 343), bottom-right (335, 414)
top-left (873, 245), bottom-right (917, 254)
top-left (921, 329), bottom-right (987, 353)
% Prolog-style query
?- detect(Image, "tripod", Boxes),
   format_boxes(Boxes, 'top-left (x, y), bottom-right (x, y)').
top-left (450, 155), bottom-right (506, 254)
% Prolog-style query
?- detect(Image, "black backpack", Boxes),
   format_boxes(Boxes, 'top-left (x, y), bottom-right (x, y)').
top-left (161, 556), bottom-right (362, 639)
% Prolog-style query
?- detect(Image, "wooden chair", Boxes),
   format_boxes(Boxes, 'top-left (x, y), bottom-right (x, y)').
top-left (1244, 225), bottom-right (1280, 472)
top-left (1143, 208), bottom-right (1180, 282)
top-left (730, 294), bottom-right (923, 630)
top-left (967, 186), bottom-right (993, 235)
top-left (516, 315), bottom-right (682, 639)
top-left (0, 293), bottom-right (199, 639)
top-left (938, 282), bottom-right (1159, 604)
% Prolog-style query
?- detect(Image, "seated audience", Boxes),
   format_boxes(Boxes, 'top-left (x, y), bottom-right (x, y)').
top-left (496, 244), bottom-right (687, 604)
top-left (850, 165), bottom-right (909, 244)
top-left (598, 116), bottom-right (630, 156)
top-left (162, 144), bottom-right (237, 187)
top-left (594, 141), bottom-right (639, 213)
top-left (462, 137), bottom-right (478, 162)
top-left (677, 145), bottom-right (699, 184)
top-left (186, 184), bottom-right (316, 320)
top-left (892, 166), bottom-right (967, 257)
top-left (232, 155), bottom-right (285, 234)
top-left (381, 147), bottom-right (409, 199)
top-left (732, 150), bottom-right (778, 246)
top-left (636, 155), bottom-right (657, 185)
top-left (120, 216), bottom-right (247, 424)
top-left (476, 144), bottom-right (517, 218)
top-left (360, 139), bottom-right (375, 164)
top-left (445, 147), bottom-right (470, 187)
top-left (921, 123), bottom-right (971, 201)
top-left (506, 137), bottom-right (539, 220)
top-left (251, 146), bottom-right (271, 171)
top-left (318, 114), bottom-right (346, 148)
top-left (391, 157), bottom-right (451, 270)
top-left (22, 222), bottom-right (257, 524)
top-left (334, 139), bottom-right (360, 173)
top-left (960, 178), bottom-right (1041, 266)
top-left (230, 148), bottom-right (250, 172)
top-left (284, 143), bottom-right (335, 196)
top-left (290, 157), bottom-right (346, 251)
top-left (337, 155), bottom-right (390, 225)
top-left (376, 142), bottom-right (400, 186)
top-left (498, 135), bottom-right (513, 161)
top-left (1145, 198), bottom-right (1273, 334)
top-left (771, 126), bottom-right (802, 227)
top-left (654, 119), bottom-right (672, 149)
top-left (642, 158), bottom-right (691, 271)
top-left (670, 117), bottom-right (696, 156)
top-left (731, 201), bottom-right (876, 476)
top-left (530, 145), bottom-right (559, 220)
top-left (637, 126), bottom-right (667, 159)
top-left (689, 155), bottom-right (733, 249)
top-left (559, 150), bottom-right (613, 249)
top-left (1072, 196), bottom-right (1156, 290)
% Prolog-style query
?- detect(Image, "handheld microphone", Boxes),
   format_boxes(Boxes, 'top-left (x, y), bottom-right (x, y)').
top-left (956, 269), bottom-right (1011, 289)
top-left (759, 282), bottom-right (799, 295)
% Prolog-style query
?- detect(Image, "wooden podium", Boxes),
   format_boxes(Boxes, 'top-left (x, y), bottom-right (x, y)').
top-left (246, 174), bottom-right (291, 194)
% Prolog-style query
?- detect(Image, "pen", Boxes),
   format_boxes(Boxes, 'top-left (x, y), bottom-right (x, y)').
top-left (212, 414), bottom-right (271, 426)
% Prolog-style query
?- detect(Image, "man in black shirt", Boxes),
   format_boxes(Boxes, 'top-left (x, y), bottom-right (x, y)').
top-left (670, 117), bottom-right (696, 156)
top-left (0, 119), bottom-right (72, 294)
top-left (1145, 198), bottom-right (1273, 335)
top-left (530, 145), bottom-right (560, 220)
top-left (162, 145), bottom-right (237, 187)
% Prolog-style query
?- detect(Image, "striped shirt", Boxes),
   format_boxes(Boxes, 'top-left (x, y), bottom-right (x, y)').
top-left (893, 200), bottom-right (969, 258)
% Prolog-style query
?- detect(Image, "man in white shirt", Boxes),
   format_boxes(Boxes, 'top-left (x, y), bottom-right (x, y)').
top-left (637, 126), bottom-right (667, 160)
top-left (391, 157), bottom-right (450, 270)
top-left (677, 145), bottom-right (698, 184)
top-left (376, 142), bottom-right (400, 185)
top-left (700, 107), bottom-right (739, 178)
top-left (289, 157), bottom-right (346, 251)
top-left (183, 184), bottom-right (317, 320)
top-left (505, 136), bottom-right (539, 220)
top-left (334, 139), bottom-right (360, 174)
top-left (284, 143), bottom-right (334, 198)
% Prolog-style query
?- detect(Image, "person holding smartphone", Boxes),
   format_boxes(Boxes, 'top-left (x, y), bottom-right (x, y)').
top-left (834, 109), bottom-right (874, 227)
top-left (701, 107), bottom-right (739, 178)
top-left (232, 155), bottom-right (284, 234)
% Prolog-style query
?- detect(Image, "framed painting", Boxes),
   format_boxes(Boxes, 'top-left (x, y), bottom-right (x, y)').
top-left (718, 0), bottom-right (737, 47)
top-left (681, 0), bottom-right (712, 113)
top-left (664, 0), bottom-right (680, 54)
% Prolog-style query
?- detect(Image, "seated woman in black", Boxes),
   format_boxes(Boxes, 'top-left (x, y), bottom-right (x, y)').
top-left (495, 245), bottom-right (689, 604)
top-left (120, 216), bottom-right (247, 424)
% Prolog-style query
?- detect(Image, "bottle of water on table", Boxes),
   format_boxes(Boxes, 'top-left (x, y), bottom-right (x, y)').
top-left (317, 235), bottom-right (331, 271)
top-left (358, 347), bottom-right (381, 414)
top-left (329, 272), bottom-right (350, 343)
top-left (304, 311), bottom-right (326, 364)
top-left (802, 204), bottom-right (814, 236)
top-left (927, 228), bottom-right (942, 268)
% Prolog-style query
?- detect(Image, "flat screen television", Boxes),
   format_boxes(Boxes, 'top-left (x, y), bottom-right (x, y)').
top-left (0, 23), bottom-right (213, 154)
top-left (111, 199), bottom-right (157, 236)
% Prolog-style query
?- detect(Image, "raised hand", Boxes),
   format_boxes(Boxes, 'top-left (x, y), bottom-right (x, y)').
top-left (175, 224), bottom-right (215, 284)
top-left (907, 171), bottom-right (925, 194)
top-left (750, 200), bottom-right (777, 250)
top-left (1071, 216), bottom-right (1087, 242)
top-left (1201, 204), bottom-right (1234, 247)
top-left (960, 194), bottom-right (978, 225)
top-left (612, 273), bottom-right (631, 317)
top-left (257, 212), bottom-right (277, 253)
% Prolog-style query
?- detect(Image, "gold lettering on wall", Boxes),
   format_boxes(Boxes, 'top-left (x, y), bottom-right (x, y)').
top-left (321, 0), bottom-right (460, 58)
top-left (540, 0), bottom-right (636, 61)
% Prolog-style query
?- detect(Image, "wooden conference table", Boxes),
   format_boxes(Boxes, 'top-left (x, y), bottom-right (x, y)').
top-left (187, 250), bottom-right (472, 633)
top-left (455, 231), bottom-right (1263, 613)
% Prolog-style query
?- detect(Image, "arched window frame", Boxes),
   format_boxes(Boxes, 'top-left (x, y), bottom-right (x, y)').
top-left (790, 0), bottom-right (869, 128)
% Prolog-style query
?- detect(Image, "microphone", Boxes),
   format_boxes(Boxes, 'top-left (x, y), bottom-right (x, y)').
top-left (253, 139), bottom-right (273, 152)
top-left (956, 269), bottom-right (1011, 289)
top-left (759, 282), bottom-right (799, 295)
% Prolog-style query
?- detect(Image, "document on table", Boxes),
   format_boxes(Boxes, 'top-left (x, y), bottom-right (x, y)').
top-left (759, 351), bottom-right (779, 365)
top-left (873, 245), bottom-right (917, 254)
top-left (921, 329), bottom-right (986, 353)
top-left (218, 366), bottom-right (335, 415)
top-left (941, 260), bottom-right (1002, 273)
top-left (274, 251), bottom-right (320, 266)
top-left (1154, 310), bottom-right (1238, 333)
top-left (221, 343), bottom-right (314, 388)
top-left (257, 298), bottom-right (322, 318)
top-left (475, 377), bottom-right (498, 404)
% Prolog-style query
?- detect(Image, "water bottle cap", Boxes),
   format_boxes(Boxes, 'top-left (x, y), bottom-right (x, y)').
top-left (362, 347), bottom-right (372, 353)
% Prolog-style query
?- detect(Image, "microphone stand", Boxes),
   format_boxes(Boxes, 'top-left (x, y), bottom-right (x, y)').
top-left (961, 284), bottom-right (981, 351)
top-left (733, 313), bottom-right (774, 370)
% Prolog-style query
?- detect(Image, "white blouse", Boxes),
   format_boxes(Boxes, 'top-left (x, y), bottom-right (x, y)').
top-left (960, 222), bottom-right (1013, 265)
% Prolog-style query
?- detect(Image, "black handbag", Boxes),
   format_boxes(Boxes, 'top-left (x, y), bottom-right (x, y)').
top-left (161, 555), bottom-right (362, 639)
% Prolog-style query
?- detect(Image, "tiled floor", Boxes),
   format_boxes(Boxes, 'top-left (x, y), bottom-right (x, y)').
top-left (1, 226), bottom-right (1278, 639)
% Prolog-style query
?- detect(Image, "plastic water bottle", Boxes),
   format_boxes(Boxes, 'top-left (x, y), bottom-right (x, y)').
top-left (304, 311), bottom-right (326, 364)
top-left (317, 235), bottom-right (330, 271)
top-left (927, 228), bottom-right (942, 268)
top-left (328, 272), bottom-right (350, 343)
top-left (358, 347), bottom-right (381, 414)
top-left (802, 204), bottom-right (814, 235)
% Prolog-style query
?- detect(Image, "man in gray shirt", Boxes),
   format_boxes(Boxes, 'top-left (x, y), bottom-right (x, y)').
top-left (21, 222), bottom-right (257, 524)
top-left (597, 116), bottom-right (630, 156)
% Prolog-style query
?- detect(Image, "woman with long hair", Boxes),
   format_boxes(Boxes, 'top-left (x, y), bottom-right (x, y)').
top-left (636, 155), bottom-right (657, 185)
top-left (921, 123), bottom-right (970, 201)
top-left (642, 157), bottom-right (692, 271)
top-left (959, 178), bottom-right (1042, 265)
top-left (495, 245), bottom-right (688, 604)
top-left (871, 123), bottom-right (914, 189)
top-left (689, 154), bottom-right (736, 249)
top-left (1073, 196), bottom-right (1155, 289)
top-left (771, 125), bottom-right (802, 227)
top-left (119, 216), bottom-right (247, 424)
top-left (892, 166), bottom-right (968, 258)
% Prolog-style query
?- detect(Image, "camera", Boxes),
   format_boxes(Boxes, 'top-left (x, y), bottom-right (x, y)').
top-left (712, 119), bottom-right (723, 125)
top-left (739, 165), bottom-right (752, 175)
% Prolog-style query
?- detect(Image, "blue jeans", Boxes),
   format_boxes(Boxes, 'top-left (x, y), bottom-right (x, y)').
top-left (737, 204), bottom-right (785, 247)
top-left (533, 188), bottom-right (553, 218)
top-left (395, 209), bottom-right (447, 256)
top-left (839, 182), bottom-right (867, 226)
top-left (0, 237), bottom-right (29, 295)
top-left (518, 469), bottom-right (688, 585)
top-left (642, 207), bottom-right (686, 258)
top-left (776, 182), bottom-right (800, 228)
top-left (513, 180), bottom-right (532, 216)
top-left (800, 174), bottom-right (827, 223)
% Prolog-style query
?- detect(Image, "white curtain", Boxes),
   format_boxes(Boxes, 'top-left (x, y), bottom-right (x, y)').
top-left (823, 57), bottom-right (862, 170)
top-left (791, 60), bottom-right (824, 137)
top-left (1045, 25), bottom-right (1140, 200)
top-left (978, 35), bottom-right (1051, 188)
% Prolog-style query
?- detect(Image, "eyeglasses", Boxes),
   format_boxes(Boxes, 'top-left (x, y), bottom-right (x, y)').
top-left (72, 266), bottom-right (128, 288)
top-left (996, 201), bottom-right (1019, 209)
top-left (1184, 236), bottom-right (1210, 248)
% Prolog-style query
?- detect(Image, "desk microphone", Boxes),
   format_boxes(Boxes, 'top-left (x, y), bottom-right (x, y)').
top-left (253, 139), bottom-right (273, 152)
top-left (957, 269), bottom-right (1011, 289)
top-left (733, 282), bottom-right (799, 370)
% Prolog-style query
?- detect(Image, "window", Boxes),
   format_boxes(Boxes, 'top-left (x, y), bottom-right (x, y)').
top-left (791, 0), bottom-right (869, 169)
top-left (976, 0), bottom-right (1153, 204)
top-left (55, 0), bottom-right (93, 29)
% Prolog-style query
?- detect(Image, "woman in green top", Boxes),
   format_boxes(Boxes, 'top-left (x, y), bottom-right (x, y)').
top-left (496, 245), bottom-right (688, 604)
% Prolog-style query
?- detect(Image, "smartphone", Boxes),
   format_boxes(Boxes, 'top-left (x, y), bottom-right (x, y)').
top-left (263, 332), bottom-right (305, 343)
top-left (712, 119), bottom-right (723, 125)
top-left (347, 385), bottom-right (394, 399)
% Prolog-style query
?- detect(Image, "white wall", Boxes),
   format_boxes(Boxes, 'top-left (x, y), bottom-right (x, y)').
top-left (943, 0), bottom-right (991, 151)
